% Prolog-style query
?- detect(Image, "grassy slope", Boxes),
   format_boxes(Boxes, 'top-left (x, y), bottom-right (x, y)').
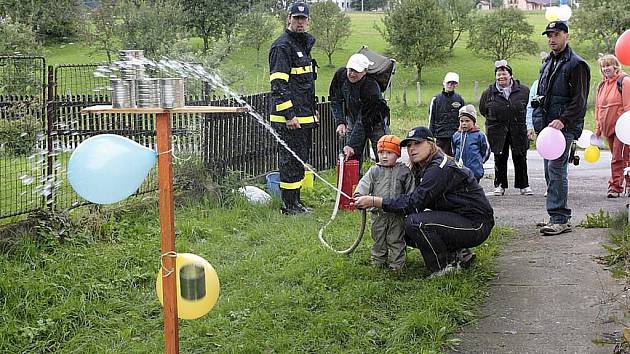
top-left (0, 176), bottom-right (510, 352)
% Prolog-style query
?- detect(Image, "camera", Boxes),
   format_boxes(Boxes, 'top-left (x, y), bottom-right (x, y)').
top-left (530, 95), bottom-right (545, 109)
top-left (568, 141), bottom-right (580, 166)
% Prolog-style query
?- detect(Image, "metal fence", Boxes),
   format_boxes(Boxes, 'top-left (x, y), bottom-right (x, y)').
top-left (0, 58), bottom-right (342, 221)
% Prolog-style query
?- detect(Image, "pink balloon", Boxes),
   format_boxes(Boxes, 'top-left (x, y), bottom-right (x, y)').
top-left (536, 127), bottom-right (566, 160)
top-left (615, 30), bottom-right (630, 66)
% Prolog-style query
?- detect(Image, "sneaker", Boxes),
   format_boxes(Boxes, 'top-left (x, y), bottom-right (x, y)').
top-left (544, 191), bottom-right (548, 197)
top-left (607, 191), bottom-right (621, 198)
top-left (457, 250), bottom-right (477, 269)
top-left (493, 186), bottom-right (505, 196)
top-left (428, 263), bottom-right (459, 279)
top-left (520, 187), bottom-right (533, 195)
top-left (540, 223), bottom-right (572, 236)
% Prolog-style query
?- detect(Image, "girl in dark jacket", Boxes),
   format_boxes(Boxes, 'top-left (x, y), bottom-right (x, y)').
top-left (480, 61), bottom-right (532, 196)
top-left (353, 126), bottom-right (494, 277)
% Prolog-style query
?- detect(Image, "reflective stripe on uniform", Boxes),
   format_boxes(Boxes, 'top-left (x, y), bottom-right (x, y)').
top-left (280, 180), bottom-right (302, 189)
top-left (276, 100), bottom-right (293, 111)
top-left (291, 66), bottom-right (313, 75)
top-left (270, 72), bottom-right (290, 82)
top-left (270, 115), bottom-right (316, 124)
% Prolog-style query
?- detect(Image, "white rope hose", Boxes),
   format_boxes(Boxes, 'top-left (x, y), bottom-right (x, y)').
top-left (317, 153), bottom-right (366, 254)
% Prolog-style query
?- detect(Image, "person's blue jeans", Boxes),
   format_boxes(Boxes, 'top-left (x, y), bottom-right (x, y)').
top-left (543, 132), bottom-right (574, 224)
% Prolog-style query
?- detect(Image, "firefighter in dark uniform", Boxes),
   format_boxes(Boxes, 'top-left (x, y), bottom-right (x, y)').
top-left (269, 2), bottom-right (318, 215)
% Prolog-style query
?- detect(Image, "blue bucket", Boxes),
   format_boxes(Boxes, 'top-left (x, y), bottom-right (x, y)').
top-left (266, 171), bottom-right (281, 198)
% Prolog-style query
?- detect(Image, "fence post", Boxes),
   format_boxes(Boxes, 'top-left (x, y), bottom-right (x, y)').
top-left (416, 81), bottom-right (421, 106)
top-left (46, 66), bottom-right (56, 210)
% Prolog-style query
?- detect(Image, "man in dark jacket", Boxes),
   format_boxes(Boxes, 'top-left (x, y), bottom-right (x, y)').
top-left (479, 61), bottom-right (532, 196)
top-left (429, 72), bottom-right (465, 156)
top-left (330, 53), bottom-right (390, 170)
top-left (269, 2), bottom-right (318, 215)
top-left (532, 21), bottom-right (590, 235)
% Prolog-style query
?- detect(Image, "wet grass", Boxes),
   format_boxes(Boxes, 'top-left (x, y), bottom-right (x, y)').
top-left (0, 172), bottom-right (511, 353)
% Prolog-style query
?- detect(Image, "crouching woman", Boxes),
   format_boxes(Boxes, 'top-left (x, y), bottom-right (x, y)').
top-left (353, 126), bottom-right (495, 277)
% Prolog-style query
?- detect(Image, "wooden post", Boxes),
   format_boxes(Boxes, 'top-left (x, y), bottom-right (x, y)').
top-left (156, 111), bottom-right (179, 354)
top-left (79, 105), bottom-right (247, 354)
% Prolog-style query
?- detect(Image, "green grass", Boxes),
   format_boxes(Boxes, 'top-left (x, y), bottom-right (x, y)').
top-left (0, 174), bottom-right (511, 352)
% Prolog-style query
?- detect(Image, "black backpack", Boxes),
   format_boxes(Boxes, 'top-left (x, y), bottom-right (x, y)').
top-left (357, 46), bottom-right (396, 93)
top-left (597, 74), bottom-right (628, 95)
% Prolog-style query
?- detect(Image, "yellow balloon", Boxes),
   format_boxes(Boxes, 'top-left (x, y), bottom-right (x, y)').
top-left (584, 145), bottom-right (600, 163)
top-left (156, 253), bottom-right (220, 320)
top-left (545, 7), bottom-right (559, 22)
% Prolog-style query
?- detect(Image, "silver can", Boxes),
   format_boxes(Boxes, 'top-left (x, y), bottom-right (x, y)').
top-left (135, 78), bottom-right (160, 108)
top-left (110, 79), bottom-right (136, 108)
top-left (160, 78), bottom-right (185, 108)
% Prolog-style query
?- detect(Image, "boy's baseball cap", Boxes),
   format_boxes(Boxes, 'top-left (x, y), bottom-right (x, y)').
top-left (377, 135), bottom-right (401, 156)
top-left (400, 127), bottom-right (435, 147)
top-left (289, 2), bottom-right (309, 17)
top-left (458, 104), bottom-right (477, 123)
top-left (542, 21), bottom-right (568, 35)
top-left (346, 54), bottom-right (373, 73)
top-left (443, 72), bottom-right (459, 84)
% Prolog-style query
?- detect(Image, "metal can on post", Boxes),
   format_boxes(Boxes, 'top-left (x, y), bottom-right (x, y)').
top-left (160, 78), bottom-right (185, 108)
top-left (110, 78), bottom-right (136, 108)
top-left (136, 78), bottom-right (160, 108)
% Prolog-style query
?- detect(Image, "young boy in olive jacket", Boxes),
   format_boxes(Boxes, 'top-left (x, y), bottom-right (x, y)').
top-left (354, 135), bottom-right (414, 269)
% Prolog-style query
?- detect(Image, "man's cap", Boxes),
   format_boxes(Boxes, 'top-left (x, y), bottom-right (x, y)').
top-left (494, 59), bottom-right (513, 75)
top-left (542, 21), bottom-right (569, 35)
top-left (400, 126), bottom-right (435, 147)
top-left (289, 2), bottom-right (310, 17)
top-left (377, 135), bottom-right (401, 156)
top-left (458, 104), bottom-right (477, 123)
top-left (443, 72), bottom-right (459, 84)
top-left (346, 53), bottom-right (373, 72)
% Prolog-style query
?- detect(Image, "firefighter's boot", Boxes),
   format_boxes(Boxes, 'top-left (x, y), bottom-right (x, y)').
top-left (281, 189), bottom-right (302, 215)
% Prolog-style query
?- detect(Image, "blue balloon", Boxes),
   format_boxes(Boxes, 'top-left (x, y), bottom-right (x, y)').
top-left (68, 134), bottom-right (157, 204)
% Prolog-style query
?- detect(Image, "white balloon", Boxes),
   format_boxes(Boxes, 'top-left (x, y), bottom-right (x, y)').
top-left (576, 129), bottom-right (593, 148)
top-left (557, 5), bottom-right (572, 21)
top-left (615, 111), bottom-right (630, 145)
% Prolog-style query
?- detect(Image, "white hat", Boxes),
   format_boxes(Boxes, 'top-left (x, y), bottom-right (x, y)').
top-left (443, 72), bottom-right (460, 84)
top-left (346, 54), bottom-right (373, 72)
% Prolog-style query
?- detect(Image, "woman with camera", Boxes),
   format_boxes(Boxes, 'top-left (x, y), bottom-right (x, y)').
top-left (480, 60), bottom-right (532, 196)
top-left (594, 54), bottom-right (630, 198)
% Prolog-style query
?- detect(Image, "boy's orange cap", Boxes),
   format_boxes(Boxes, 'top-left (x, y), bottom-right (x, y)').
top-left (377, 135), bottom-right (401, 156)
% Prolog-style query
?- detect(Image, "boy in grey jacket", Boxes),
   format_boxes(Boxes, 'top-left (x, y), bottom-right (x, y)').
top-left (354, 135), bottom-right (414, 269)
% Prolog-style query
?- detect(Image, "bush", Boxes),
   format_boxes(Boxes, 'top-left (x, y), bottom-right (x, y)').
top-left (0, 115), bottom-right (42, 157)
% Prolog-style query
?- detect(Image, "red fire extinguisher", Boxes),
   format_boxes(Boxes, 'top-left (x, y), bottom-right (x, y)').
top-left (336, 157), bottom-right (359, 210)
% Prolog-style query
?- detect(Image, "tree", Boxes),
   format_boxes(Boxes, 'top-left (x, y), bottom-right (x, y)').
top-left (381, 0), bottom-right (450, 81)
top-left (236, 6), bottom-right (278, 67)
top-left (0, 17), bottom-right (40, 55)
top-left (0, 18), bottom-right (42, 96)
top-left (117, 0), bottom-right (186, 58)
top-left (0, 0), bottom-right (84, 40)
top-left (310, 1), bottom-right (351, 67)
top-left (467, 8), bottom-right (537, 61)
top-left (179, 0), bottom-right (249, 53)
top-left (439, 0), bottom-right (475, 52)
top-left (80, 0), bottom-right (119, 62)
top-left (572, 0), bottom-right (630, 57)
